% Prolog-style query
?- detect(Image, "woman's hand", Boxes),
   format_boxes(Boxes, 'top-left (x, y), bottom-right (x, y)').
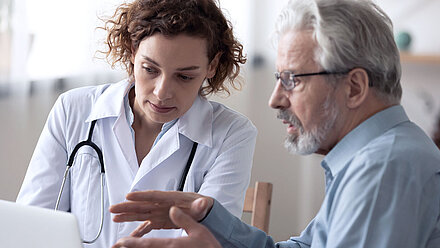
top-left (109, 190), bottom-right (214, 237)
top-left (112, 206), bottom-right (221, 248)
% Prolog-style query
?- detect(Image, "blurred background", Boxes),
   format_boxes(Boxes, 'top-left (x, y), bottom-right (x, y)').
top-left (1, 0), bottom-right (440, 242)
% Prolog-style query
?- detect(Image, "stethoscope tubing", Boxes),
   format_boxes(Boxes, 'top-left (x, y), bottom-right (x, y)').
top-left (55, 120), bottom-right (105, 244)
top-left (55, 119), bottom-right (197, 244)
top-left (55, 168), bottom-right (105, 244)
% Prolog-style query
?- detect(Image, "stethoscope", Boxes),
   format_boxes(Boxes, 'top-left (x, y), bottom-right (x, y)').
top-left (55, 119), bottom-right (198, 244)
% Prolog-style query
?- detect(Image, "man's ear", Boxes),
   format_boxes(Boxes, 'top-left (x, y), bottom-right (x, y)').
top-left (207, 52), bottom-right (222, 79)
top-left (344, 68), bottom-right (369, 109)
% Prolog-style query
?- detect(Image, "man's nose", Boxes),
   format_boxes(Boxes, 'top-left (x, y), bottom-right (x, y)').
top-left (268, 80), bottom-right (290, 109)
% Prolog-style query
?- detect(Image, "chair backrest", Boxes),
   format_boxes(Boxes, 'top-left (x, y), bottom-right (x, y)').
top-left (243, 181), bottom-right (273, 233)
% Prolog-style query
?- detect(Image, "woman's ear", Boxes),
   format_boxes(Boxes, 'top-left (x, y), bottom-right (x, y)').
top-left (344, 68), bottom-right (370, 109)
top-left (206, 52), bottom-right (222, 79)
top-left (130, 52), bottom-right (136, 64)
top-left (130, 45), bottom-right (136, 64)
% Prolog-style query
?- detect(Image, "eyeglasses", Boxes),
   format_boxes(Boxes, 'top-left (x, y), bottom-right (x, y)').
top-left (274, 70), bottom-right (349, 91)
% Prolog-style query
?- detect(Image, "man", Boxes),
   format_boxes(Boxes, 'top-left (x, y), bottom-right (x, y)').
top-left (111, 0), bottom-right (440, 247)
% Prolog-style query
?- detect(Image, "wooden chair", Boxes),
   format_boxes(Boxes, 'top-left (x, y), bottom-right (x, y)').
top-left (243, 181), bottom-right (273, 233)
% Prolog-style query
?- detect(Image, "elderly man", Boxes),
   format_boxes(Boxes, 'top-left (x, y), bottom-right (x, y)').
top-left (111, 0), bottom-right (440, 247)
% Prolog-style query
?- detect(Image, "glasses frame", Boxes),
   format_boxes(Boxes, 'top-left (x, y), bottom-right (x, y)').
top-left (274, 70), bottom-right (349, 91)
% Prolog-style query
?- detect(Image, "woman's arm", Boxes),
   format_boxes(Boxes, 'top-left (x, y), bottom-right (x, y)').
top-left (16, 95), bottom-right (70, 211)
top-left (197, 115), bottom-right (257, 217)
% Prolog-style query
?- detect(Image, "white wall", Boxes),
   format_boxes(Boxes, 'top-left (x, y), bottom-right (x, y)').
top-left (0, 88), bottom-right (57, 201)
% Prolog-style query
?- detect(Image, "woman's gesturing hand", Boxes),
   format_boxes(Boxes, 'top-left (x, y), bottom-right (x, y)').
top-left (109, 190), bottom-right (214, 237)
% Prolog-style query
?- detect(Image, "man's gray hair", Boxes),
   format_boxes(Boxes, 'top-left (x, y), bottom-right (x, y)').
top-left (275, 0), bottom-right (402, 104)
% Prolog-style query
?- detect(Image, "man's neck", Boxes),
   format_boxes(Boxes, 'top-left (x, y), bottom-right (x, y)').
top-left (317, 93), bottom-right (395, 156)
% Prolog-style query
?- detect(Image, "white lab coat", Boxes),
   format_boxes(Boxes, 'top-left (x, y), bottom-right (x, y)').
top-left (17, 79), bottom-right (257, 248)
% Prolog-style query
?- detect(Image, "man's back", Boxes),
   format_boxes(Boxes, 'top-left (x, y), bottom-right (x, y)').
top-left (306, 105), bottom-right (440, 247)
top-left (200, 105), bottom-right (440, 248)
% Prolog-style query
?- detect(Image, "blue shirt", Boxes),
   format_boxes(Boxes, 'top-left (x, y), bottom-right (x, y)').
top-left (202, 105), bottom-right (440, 247)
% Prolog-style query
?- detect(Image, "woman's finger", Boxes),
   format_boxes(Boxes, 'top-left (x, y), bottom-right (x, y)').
top-left (110, 201), bottom-right (171, 213)
top-left (130, 221), bottom-right (153, 237)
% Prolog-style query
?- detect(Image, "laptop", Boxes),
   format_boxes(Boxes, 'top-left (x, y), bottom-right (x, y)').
top-left (0, 200), bottom-right (83, 248)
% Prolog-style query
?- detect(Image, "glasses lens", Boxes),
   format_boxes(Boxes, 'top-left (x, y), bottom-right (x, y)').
top-left (280, 71), bottom-right (293, 89)
top-left (274, 72), bottom-right (280, 81)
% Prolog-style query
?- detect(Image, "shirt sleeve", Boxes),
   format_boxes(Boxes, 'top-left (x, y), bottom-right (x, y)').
top-left (201, 199), bottom-right (278, 248)
top-left (277, 220), bottom-right (314, 248)
top-left (201, 199), bottom-right (313, 248)
top-left (16, 94), bottom-right (70, 211)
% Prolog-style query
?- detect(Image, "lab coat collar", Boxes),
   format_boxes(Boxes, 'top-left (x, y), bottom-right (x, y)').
top-left (85, 79), bottom-right (213, 147)
top-left (86, 79), bottom-right (132, 122)
top-left (177, 95), bottom-right (213, 148)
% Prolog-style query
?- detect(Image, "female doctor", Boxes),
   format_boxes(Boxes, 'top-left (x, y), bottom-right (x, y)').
top-left (16, 0), bottom-right (257, 247)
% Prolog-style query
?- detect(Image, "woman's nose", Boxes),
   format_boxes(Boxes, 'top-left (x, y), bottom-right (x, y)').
top-left (268, 80), bottom-right (290, 109)
top-left (153, 76), bottom-right (173, 101)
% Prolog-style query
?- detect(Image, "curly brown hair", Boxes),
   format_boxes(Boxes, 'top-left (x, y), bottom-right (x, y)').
top-left (100, 0), bottom-right (246, 96)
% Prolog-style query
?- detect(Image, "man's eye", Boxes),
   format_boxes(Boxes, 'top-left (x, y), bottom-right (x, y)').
top-left (293, 77), bottom-right (301, 84)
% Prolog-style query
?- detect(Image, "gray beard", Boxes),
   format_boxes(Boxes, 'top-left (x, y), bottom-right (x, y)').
top-left (277, 94), bottom-right (339, 155)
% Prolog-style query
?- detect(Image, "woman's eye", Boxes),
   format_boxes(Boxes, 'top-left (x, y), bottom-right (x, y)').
top-left (143, 67), bottom-right (157, 74)
top-left (178, 74), bottom-right (194, 81)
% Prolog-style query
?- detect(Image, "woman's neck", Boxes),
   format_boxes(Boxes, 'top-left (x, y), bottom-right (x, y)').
top-left (129, 87), bottom-right (163, 133)
top-left (128, 87), bottom-right (163, 165)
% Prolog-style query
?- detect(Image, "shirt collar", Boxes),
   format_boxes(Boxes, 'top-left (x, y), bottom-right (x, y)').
top-left (86, 79), bottom-right (132, 122)
top-left (322, 105), bottom-right (410, 176)
top-left (177, 95), bottom-right (213, 148)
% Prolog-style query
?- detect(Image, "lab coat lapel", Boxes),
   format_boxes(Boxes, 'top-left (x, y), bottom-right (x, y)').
top-left (129, 96), bottom-right (213, 191)
top-left (112, 114), bottom-right (139, 175)
top-left (130, 123), bottom-right (180, 189)
top-left (86, 80), bottom-right (131, 122)
top-left (86, 79), bottom-right (139, 175)
top-left (178, 96), bottom-right (213, 147)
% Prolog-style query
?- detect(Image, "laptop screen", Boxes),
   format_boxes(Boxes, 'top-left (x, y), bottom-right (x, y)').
top-left (0, 200), bottom-right (83, 248)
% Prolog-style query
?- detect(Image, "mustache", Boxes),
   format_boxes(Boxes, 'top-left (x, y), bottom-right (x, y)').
top-left (277, 109), bottom-right (303, 131)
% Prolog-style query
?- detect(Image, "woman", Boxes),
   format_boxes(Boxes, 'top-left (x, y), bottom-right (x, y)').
top-left (16, 0), bottom-right (257, 247)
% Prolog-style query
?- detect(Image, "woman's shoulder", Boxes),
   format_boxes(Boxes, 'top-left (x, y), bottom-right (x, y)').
top-left (208, 100), bottom-right (257, 133)
top-left (58, 83), bottom-right (112, 104)
top-left (53, 79), bottom-right (129, 120)
top-left (58, 80), bottom-right (128, 107)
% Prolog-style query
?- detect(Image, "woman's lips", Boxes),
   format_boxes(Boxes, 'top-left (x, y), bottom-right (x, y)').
top-left (148, 101), bottom-right (175, 114)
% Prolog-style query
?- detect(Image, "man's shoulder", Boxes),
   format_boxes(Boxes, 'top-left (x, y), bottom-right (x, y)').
top-left (367, 121), bottom-right (439, 161)
top-left (350, 120), bottom-right (440, 178)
